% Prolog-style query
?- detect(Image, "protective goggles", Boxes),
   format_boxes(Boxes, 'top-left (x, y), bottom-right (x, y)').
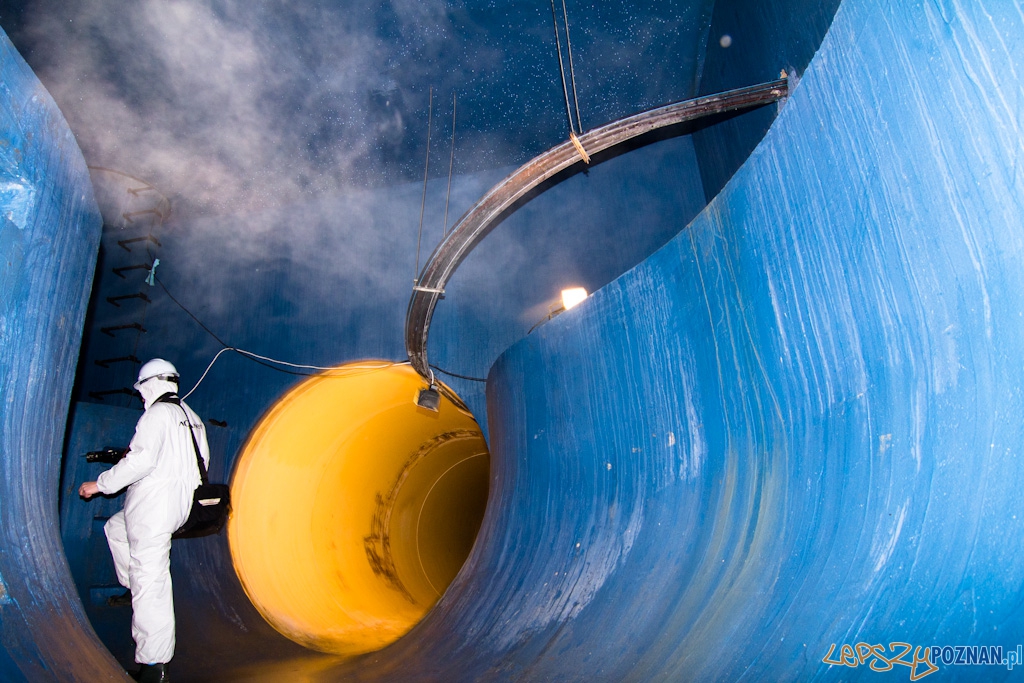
top-left (133, 373), bottom-right (180, 391)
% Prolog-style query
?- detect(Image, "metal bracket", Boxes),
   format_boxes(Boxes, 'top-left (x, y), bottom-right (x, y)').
top-left (117, 234), bottom-right (162, 252)
top-left (112, 264), bottom-right (152, 279)
top-left (88, 388), bottom-right (138, 401)
top-left (94, 355), bottom-right (141, 369)
top-left (106, 292), bottom-right (151, 307)
top-left (101, 323), bottom-right (147, 337)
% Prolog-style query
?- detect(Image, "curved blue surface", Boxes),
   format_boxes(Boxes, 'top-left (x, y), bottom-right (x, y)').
top-left (356, 1), bottom-right (1024, 679)
top-left (0, 28), bottom-right (108, 682)
top-left (288, 1), bottom-right (1022, 679)
top-left (5, 0), bottom-right (1024, 680)
top-left (694, 0), bottom-right (841, 198)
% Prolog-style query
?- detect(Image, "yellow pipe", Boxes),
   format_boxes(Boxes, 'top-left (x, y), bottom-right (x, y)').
top-left (228, 363), bottom-right (489, 655)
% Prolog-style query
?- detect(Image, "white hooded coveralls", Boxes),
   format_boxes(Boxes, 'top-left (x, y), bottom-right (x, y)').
top-left (97, 379), bottom-right (209, 665)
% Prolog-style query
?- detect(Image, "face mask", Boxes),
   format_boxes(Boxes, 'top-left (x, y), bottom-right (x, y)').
top-left (138, 378), bottom-right (178, 409)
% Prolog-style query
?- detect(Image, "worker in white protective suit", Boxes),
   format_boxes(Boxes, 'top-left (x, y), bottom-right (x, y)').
top-left (79, 358), bottom-right (209, 683)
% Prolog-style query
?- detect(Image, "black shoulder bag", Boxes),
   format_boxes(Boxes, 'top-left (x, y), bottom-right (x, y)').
top-left (159, 395), bottom-right (231, 539)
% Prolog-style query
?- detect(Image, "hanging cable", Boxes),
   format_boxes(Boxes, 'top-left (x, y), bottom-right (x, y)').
top-left (155, 274), bottom-right (404, 397)
top-left (561, 0), bottom-right (583, 134)
top-left (549, 0), bottom-right (588, 163)
top-left (155, 275), bottom-right (229, 347)
top-left (430, 363), bottom-right (486, 383)
top-left (181, 347), bottom-right (401, 400)
top-left (442, 92), bottom-right (457, 238)
top-left (156, 276), bottom-right (317, 377)
top-left (549, 0), bottom-right (576, 135)
top-left (414, 87), bottom-right (433, 284)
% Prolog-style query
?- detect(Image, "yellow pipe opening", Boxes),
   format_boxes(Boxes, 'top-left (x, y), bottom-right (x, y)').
top-left (227, 363), bottom-right (489, 655)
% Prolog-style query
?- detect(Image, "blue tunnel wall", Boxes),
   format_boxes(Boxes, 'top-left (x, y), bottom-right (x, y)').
top-left (346, 1), bottom-right (1024, 679)
top-left (0, 30), bottom-right (110, 681)
top-left (473, 0), bottom-right (1024, 676)
top-left (693, 0), bottom-right (842, 199)
top-left (50, 36), bottom-right (713, 683)
top-left (3, 0), bottom-right (1024, 680)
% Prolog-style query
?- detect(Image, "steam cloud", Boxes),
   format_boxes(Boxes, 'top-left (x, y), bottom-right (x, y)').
top-left (7, 0), bottom-right (709, 220)
top-left (6, 0), bottom-right (714, 420)
top-left (15, 0), bottom-right (452, 216)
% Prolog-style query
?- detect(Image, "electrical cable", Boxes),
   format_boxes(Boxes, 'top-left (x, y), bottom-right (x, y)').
top-left (414, 449), bottom-right (489, 597)
top-left (156, 275), bottom-right (320, 377)
top-left (180, 346), bottom-right (233, 399)
top-left (430, 364), bottom-right (486, 383)
top-left (154, 274), bottom-right (403, 398)
top-left (154, 275), bottom-right (229, 348)
top-left (181, 347), bottom-right (401, 400)
top-left (435, 382), bottom-right (474, 415)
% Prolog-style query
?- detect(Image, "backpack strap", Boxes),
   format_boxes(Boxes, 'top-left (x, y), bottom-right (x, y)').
top-left (157, 393), bottom-right (209, 485)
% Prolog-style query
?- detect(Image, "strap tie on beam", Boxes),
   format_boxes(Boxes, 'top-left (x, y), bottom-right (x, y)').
top-left (569, 131), bottom-right (590, 164)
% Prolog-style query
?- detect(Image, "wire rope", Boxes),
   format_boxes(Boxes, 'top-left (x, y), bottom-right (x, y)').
top-left (548, 0), bottom-right (576, 134)
top-left (442, 92), bottom-right (457, 237)
top-left (414, 87), bottom-right (434, 283)
top-left (561, 0), bottom-right (583, 133)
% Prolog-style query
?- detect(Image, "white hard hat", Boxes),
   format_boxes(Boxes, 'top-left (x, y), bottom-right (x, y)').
top-left (134, 358), bottom-right (179, 390)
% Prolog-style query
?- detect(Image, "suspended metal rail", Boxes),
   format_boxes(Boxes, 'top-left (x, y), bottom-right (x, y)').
top-left (405, 77), bottom-right (790, 378)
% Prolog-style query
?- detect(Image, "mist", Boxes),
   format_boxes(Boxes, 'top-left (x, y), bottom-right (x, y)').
top-left (3, 0), bottom-right (712, 220)
top-left (4, 0), bottom-right (719, 434)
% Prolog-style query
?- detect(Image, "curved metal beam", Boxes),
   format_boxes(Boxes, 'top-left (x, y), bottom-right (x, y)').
top-left (406, 77), bottom-right (790, 378)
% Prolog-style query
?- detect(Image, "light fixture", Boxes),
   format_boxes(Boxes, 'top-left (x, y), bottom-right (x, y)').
top-left (416, 384), bottom-right (441, 412)
top-left (561, 287), bottom-right (588, 310)
top-left (528, 287), bottom-right (590, 334)
top-left (416, 370), bottom-right (441, 412)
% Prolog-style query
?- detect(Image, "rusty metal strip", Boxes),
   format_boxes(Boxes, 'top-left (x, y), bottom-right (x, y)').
top-left (405, 77), bottom-right (790, 377)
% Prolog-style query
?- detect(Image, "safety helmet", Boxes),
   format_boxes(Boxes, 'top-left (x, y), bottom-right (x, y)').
top-left (134, 358), bottom-right (179, 390)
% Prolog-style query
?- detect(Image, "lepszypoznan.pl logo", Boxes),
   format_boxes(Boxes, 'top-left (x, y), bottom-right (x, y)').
top-left (823, 642), bottom-right (1023, 680)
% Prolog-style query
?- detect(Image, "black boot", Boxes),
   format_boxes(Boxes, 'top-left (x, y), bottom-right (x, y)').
top-left (131, 662), bottom-right (170, 682)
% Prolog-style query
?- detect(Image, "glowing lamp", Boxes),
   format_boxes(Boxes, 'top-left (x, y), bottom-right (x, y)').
top-left (561, 287), bottom-right (588, 310)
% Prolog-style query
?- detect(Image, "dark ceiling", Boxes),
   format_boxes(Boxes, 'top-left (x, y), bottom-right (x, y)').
top-left (0, 0), bottom-right (714, 218)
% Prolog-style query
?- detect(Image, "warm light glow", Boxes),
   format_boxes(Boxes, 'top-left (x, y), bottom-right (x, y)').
top-left (561, 287), bottom-right (588, 310)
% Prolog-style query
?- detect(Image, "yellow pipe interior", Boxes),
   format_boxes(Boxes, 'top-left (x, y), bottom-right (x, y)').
top-left (227, 363), bottom-right (490, 655)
